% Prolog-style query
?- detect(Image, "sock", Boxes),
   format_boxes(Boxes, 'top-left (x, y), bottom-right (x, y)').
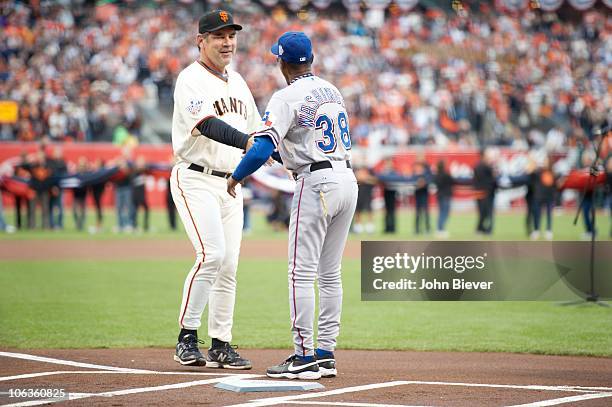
top-left (211, 338), bottom-right (227, 349)
top-left (297, 355), bottom-right (315, 362)
top-left (178, 329), bottom-right (197, 342)
top-left (315, 348), bottom-right (334, 358)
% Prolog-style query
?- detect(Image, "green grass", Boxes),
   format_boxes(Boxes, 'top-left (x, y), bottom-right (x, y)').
top-left (0, 209), bottom-right (610, 354)
top-left (1, 259), bottom-right (610, 356)
top-left (1, 207), bottom-right (610, 241)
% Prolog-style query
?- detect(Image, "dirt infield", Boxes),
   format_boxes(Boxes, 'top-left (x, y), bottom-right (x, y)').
top-left (0, 239), bottom-right (360, 261)
top-left (1, 348), bottom-right (611, 406)
top-left (3, 241), bottom-right (611, 405)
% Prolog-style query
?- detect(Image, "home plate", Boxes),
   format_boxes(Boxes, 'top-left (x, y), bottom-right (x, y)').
top-left (215, 379), bottom-right (324, 393)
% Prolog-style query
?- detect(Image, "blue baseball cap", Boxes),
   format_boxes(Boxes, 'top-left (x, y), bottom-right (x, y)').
top-left (270, 32), bottom-right (312, 64)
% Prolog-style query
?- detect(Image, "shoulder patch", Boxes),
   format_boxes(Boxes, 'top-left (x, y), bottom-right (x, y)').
top-left (262, 111), bottom-right (276, 127)
top-left (186, 99), bottom-right (204, 115)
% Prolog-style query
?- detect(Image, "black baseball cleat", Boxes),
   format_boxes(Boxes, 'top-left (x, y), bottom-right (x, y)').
top-left (207, 343), bottom-right (252, 370)
top-left (174, 334), bottom-right (207, 366)
top-left (316, 349), bottom-right (337, 378)
top-left (266, 354), bottom-right (321, 380)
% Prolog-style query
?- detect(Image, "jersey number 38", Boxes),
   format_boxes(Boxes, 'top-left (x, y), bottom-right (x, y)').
top-left (315, 109), bottom-right (352, 153)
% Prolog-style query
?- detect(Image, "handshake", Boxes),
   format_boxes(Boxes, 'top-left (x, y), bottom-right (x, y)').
top-left (227, 135), bottom-right (281, 198)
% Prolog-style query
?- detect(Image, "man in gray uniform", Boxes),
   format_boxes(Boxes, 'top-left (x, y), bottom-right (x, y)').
top-left (227, 32), bottom-right (358, 380)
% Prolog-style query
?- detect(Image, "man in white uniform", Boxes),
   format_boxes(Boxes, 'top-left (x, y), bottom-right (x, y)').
top-left (170, 9), bottom-right (260, 369)
top-left (227, 32), bottom-right (358, 379)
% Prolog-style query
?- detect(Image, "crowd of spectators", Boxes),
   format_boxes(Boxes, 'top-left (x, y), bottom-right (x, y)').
top-left (1, 1), bottom-right (609, 149)
top-left (3, 140), bottom-right (169, 234)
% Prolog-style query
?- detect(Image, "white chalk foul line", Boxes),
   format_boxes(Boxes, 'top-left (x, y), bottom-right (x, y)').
top-left (0, 370), bottom-right (261, 382)
top-left (285, 402), bottom-right (431, 407)
top-left (396, 380), bottom-right (611, 393)
top-left (0, 371), bottom-right (70, 382)
top-left (1, 393), bottom-right (94, 407)
top-left (2, 374), bottom-right (263, 407)
top-left (506, 392), bottom-right (612, 406)
top-left (0, 351), bottom-right (152, 373)
top-left (226, 381), bottom-right (411, 407)
top-left (94, 374), bottom-right (261, 397)
top-left (229, 379), bottom-right (612, 407)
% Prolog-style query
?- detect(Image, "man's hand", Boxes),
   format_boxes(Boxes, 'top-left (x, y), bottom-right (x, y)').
top-left (227, 176), bottom-right (240, 198)
top-left (245, 135), bottom-right (256, 152)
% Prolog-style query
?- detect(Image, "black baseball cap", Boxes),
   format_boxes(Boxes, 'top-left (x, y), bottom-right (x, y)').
top-left (198, 10), bottom-right (242, 34)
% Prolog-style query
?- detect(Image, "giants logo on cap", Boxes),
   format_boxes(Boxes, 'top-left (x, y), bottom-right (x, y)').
top-left (219, 11), bottom-right (229, 22)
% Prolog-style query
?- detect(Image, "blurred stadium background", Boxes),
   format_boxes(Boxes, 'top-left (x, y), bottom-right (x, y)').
top-left (0, 0), bottom-right (611, 359)
top-left (0, 0), bottom-right (610, 240)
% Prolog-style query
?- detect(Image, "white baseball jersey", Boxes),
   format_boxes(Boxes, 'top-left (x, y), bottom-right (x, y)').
top-left (172, 61), bottom-right (261, 171)
top-left (170, 60), bottom-right (260, 342)
top-left (256, 75), bottom-right (352, 171)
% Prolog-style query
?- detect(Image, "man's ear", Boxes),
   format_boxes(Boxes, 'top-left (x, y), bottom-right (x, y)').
top-left (196, 33), bottom-right (206, 51)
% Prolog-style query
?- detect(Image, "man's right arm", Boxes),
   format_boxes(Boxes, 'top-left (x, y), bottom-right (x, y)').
top-left (192, 117), bottom-right (251, 150)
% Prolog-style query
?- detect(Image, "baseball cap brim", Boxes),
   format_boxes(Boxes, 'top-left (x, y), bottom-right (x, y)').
top-left (270, 43), bottom-right (280, 56)
top-left (201, 23), bottom-right (243, 33)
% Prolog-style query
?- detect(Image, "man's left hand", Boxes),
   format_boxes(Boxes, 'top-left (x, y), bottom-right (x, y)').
top-left (227, 176), bottom-right (240, 198)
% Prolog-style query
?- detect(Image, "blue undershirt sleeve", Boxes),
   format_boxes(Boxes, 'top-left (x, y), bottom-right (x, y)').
top-left (231, 136), bottom-right (275, 181)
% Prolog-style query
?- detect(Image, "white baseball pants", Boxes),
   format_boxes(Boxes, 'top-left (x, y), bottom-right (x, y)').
top-left (170, 163), bottom-right (243, 343)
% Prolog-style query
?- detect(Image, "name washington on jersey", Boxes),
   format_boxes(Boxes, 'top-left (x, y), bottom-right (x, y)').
top-left (298, 87), bottom-right (345, 127)
top-left (212, 96), bottom-right (248, 120)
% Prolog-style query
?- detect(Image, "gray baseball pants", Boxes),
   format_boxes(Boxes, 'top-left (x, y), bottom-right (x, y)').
top-left (287, 163), bottom-right (358, 357)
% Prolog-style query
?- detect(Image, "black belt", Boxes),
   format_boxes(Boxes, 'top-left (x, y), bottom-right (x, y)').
top-left (187, 163), bottom-right (232, 179)
top-left (293, 160), bottom-right (352, 180)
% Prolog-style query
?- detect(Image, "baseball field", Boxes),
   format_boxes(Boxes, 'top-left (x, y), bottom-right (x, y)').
top-left (1, 208), bottom-right (611, 406)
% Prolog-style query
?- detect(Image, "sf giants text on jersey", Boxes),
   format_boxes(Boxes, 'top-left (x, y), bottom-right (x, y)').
top-left (257, 75), bottom-right (351, 170)
top-left (172, 61), bottom-right (261, 171)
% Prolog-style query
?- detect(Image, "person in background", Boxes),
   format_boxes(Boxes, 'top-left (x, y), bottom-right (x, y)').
top-left (413, 155), bottom-right (431, 235)
top-left (165, 154), bottom-right (177, 231)
top-left (29, 151), bottom-right (52, 229)
top-left (14, 151), bottom-right (34, 229)
top-left (353, 165), bottom-right (377, 234)
top-left (606, 158), bottom-right (612, 238)
top-left (580, 152), bottom-right (596, 240)
top-left (48, 146), bottom-right (67, 230)
top-left (473, 149), bottom-right (496, 235)
top-left (531, 157), bottom-right (558, 240)
top-left (89, 158), bottom-right (106, 233)
top-left (166, 177), bottom-right (177, 231)
top-left (379, 158), bottom-right (399, 234)
top-left (524, 157), bottom-right (537, 237)
top-left (267, 190), bottom-right (290, 232)
top-left (242, 180), bottom-right (253, 234)
top-left (0, 189), bottom-right (10, 232)
top-left (434, 160), bottom-right (453, 238)
top-left (72, 157), bottom-right (89, 231)
top-left (131, 156), bottom-right (149, 232)
top-left (113, 155), bottom-right (134, 233)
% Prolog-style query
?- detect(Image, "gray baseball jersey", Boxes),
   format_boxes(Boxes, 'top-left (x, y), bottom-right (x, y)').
top-left (257, 75), bottom-right (351, 171)
top-left (257, 74), bottom-right (358, 357)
